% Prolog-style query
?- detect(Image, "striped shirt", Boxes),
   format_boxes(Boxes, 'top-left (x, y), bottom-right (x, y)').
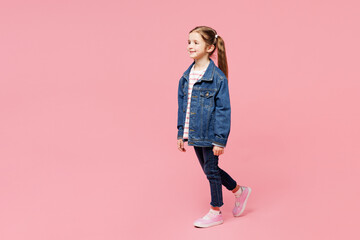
top-left (183, 65), bottom-right (206, 139)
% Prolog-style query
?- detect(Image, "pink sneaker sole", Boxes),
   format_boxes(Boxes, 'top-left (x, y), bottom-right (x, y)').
top-left (194, 212), bottom-right (224, 228)
top-left (194, 219), bottom-right (224, 228)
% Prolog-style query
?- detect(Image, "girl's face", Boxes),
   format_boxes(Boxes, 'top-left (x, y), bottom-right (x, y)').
top-left (187, 32), bottom-right (213, 60)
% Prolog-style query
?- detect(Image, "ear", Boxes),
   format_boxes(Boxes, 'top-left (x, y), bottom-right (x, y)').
top-left (206, 44), bottom-right (215, 53)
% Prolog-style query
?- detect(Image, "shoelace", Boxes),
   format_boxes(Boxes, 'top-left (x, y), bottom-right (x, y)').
top-left (203, 210), bottom-right (221, 220)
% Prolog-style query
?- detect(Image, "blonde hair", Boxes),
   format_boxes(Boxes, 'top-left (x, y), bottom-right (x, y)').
top-left (189, 26), bottom-right (229, 80)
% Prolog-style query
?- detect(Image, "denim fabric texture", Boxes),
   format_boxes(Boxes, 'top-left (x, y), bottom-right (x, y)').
top-left (194, 146), bottom-right (237, 207)
top-left (177, 58), bottom-right (231, 147)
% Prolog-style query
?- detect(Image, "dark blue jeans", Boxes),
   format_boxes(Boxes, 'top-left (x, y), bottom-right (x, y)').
top-left (194, 146), bottom-right (237, 207)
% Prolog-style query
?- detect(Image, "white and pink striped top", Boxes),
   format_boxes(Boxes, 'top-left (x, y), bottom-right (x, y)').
top-left (183, 65), bottom-right (206, 139)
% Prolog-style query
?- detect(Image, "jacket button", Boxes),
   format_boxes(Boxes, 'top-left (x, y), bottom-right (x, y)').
top-left (205, 92), bottom-right (209, 97)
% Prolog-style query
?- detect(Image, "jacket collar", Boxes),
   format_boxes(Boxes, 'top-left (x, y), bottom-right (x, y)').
top-left (182, 58), bottom-right (215, 82)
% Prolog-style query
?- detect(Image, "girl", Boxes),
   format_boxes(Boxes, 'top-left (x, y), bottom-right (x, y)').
top-left (177, 26), bottom-right (251, 228)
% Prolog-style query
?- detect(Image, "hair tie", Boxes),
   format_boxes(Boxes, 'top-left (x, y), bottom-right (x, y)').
top-left (215, 34), bottom-right (218, 39)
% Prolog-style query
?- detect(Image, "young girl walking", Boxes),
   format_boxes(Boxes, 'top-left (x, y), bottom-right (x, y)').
top-left (177, 26), bottom-right (251, 228)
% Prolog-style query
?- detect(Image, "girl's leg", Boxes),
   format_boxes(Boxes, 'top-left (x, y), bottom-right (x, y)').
top-left (201, 146), bottom-right (223, 208)
top-left (194, 146), bottom-right (251, 221)
top-left (194, 146), bottom-right (222, 211)
top-left (193, 146), bottom-right (239, 205)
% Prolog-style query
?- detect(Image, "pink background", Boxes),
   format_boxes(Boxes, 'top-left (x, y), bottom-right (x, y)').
top-left (1, 0), bottom-right (359, 239)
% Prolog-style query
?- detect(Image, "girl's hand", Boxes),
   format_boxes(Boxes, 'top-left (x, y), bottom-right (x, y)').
top-left (213, 146), bottom-right (224, 156)
top-left (177, 139), bottom-right (186, 152)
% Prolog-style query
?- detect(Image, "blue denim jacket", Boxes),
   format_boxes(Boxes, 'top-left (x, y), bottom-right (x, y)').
top-left (177, 58), bottom-right (231, 147)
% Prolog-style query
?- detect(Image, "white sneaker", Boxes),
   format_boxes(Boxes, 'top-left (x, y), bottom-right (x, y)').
top-left (194, 209), bottom-right (224, 228)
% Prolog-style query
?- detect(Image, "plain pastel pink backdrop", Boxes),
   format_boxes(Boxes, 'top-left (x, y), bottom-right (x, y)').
top-left (1, 0), bottom-right (359, 239)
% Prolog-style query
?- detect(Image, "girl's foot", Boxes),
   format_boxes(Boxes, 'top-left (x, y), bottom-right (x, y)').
top-left (232, 186), bottom-right (251, 217)
top-left (194, 209), bottom-right (224, 228)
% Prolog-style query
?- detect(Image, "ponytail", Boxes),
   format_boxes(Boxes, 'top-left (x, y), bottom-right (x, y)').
top-left (214, 35), bottom-right (228, 81)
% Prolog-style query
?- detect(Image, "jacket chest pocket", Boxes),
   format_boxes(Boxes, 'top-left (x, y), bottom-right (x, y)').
top-left (200, 90), bottom-right (215, 109)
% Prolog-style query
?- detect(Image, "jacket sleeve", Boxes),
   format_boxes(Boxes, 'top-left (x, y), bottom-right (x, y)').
top-left (177, 77), bottom-right (185, 139)
top-left (213, 78), bottom-right (231, 147)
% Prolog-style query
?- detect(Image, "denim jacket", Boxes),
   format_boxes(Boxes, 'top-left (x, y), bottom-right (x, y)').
top-left (177, 58), bottom-right (231, 147)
